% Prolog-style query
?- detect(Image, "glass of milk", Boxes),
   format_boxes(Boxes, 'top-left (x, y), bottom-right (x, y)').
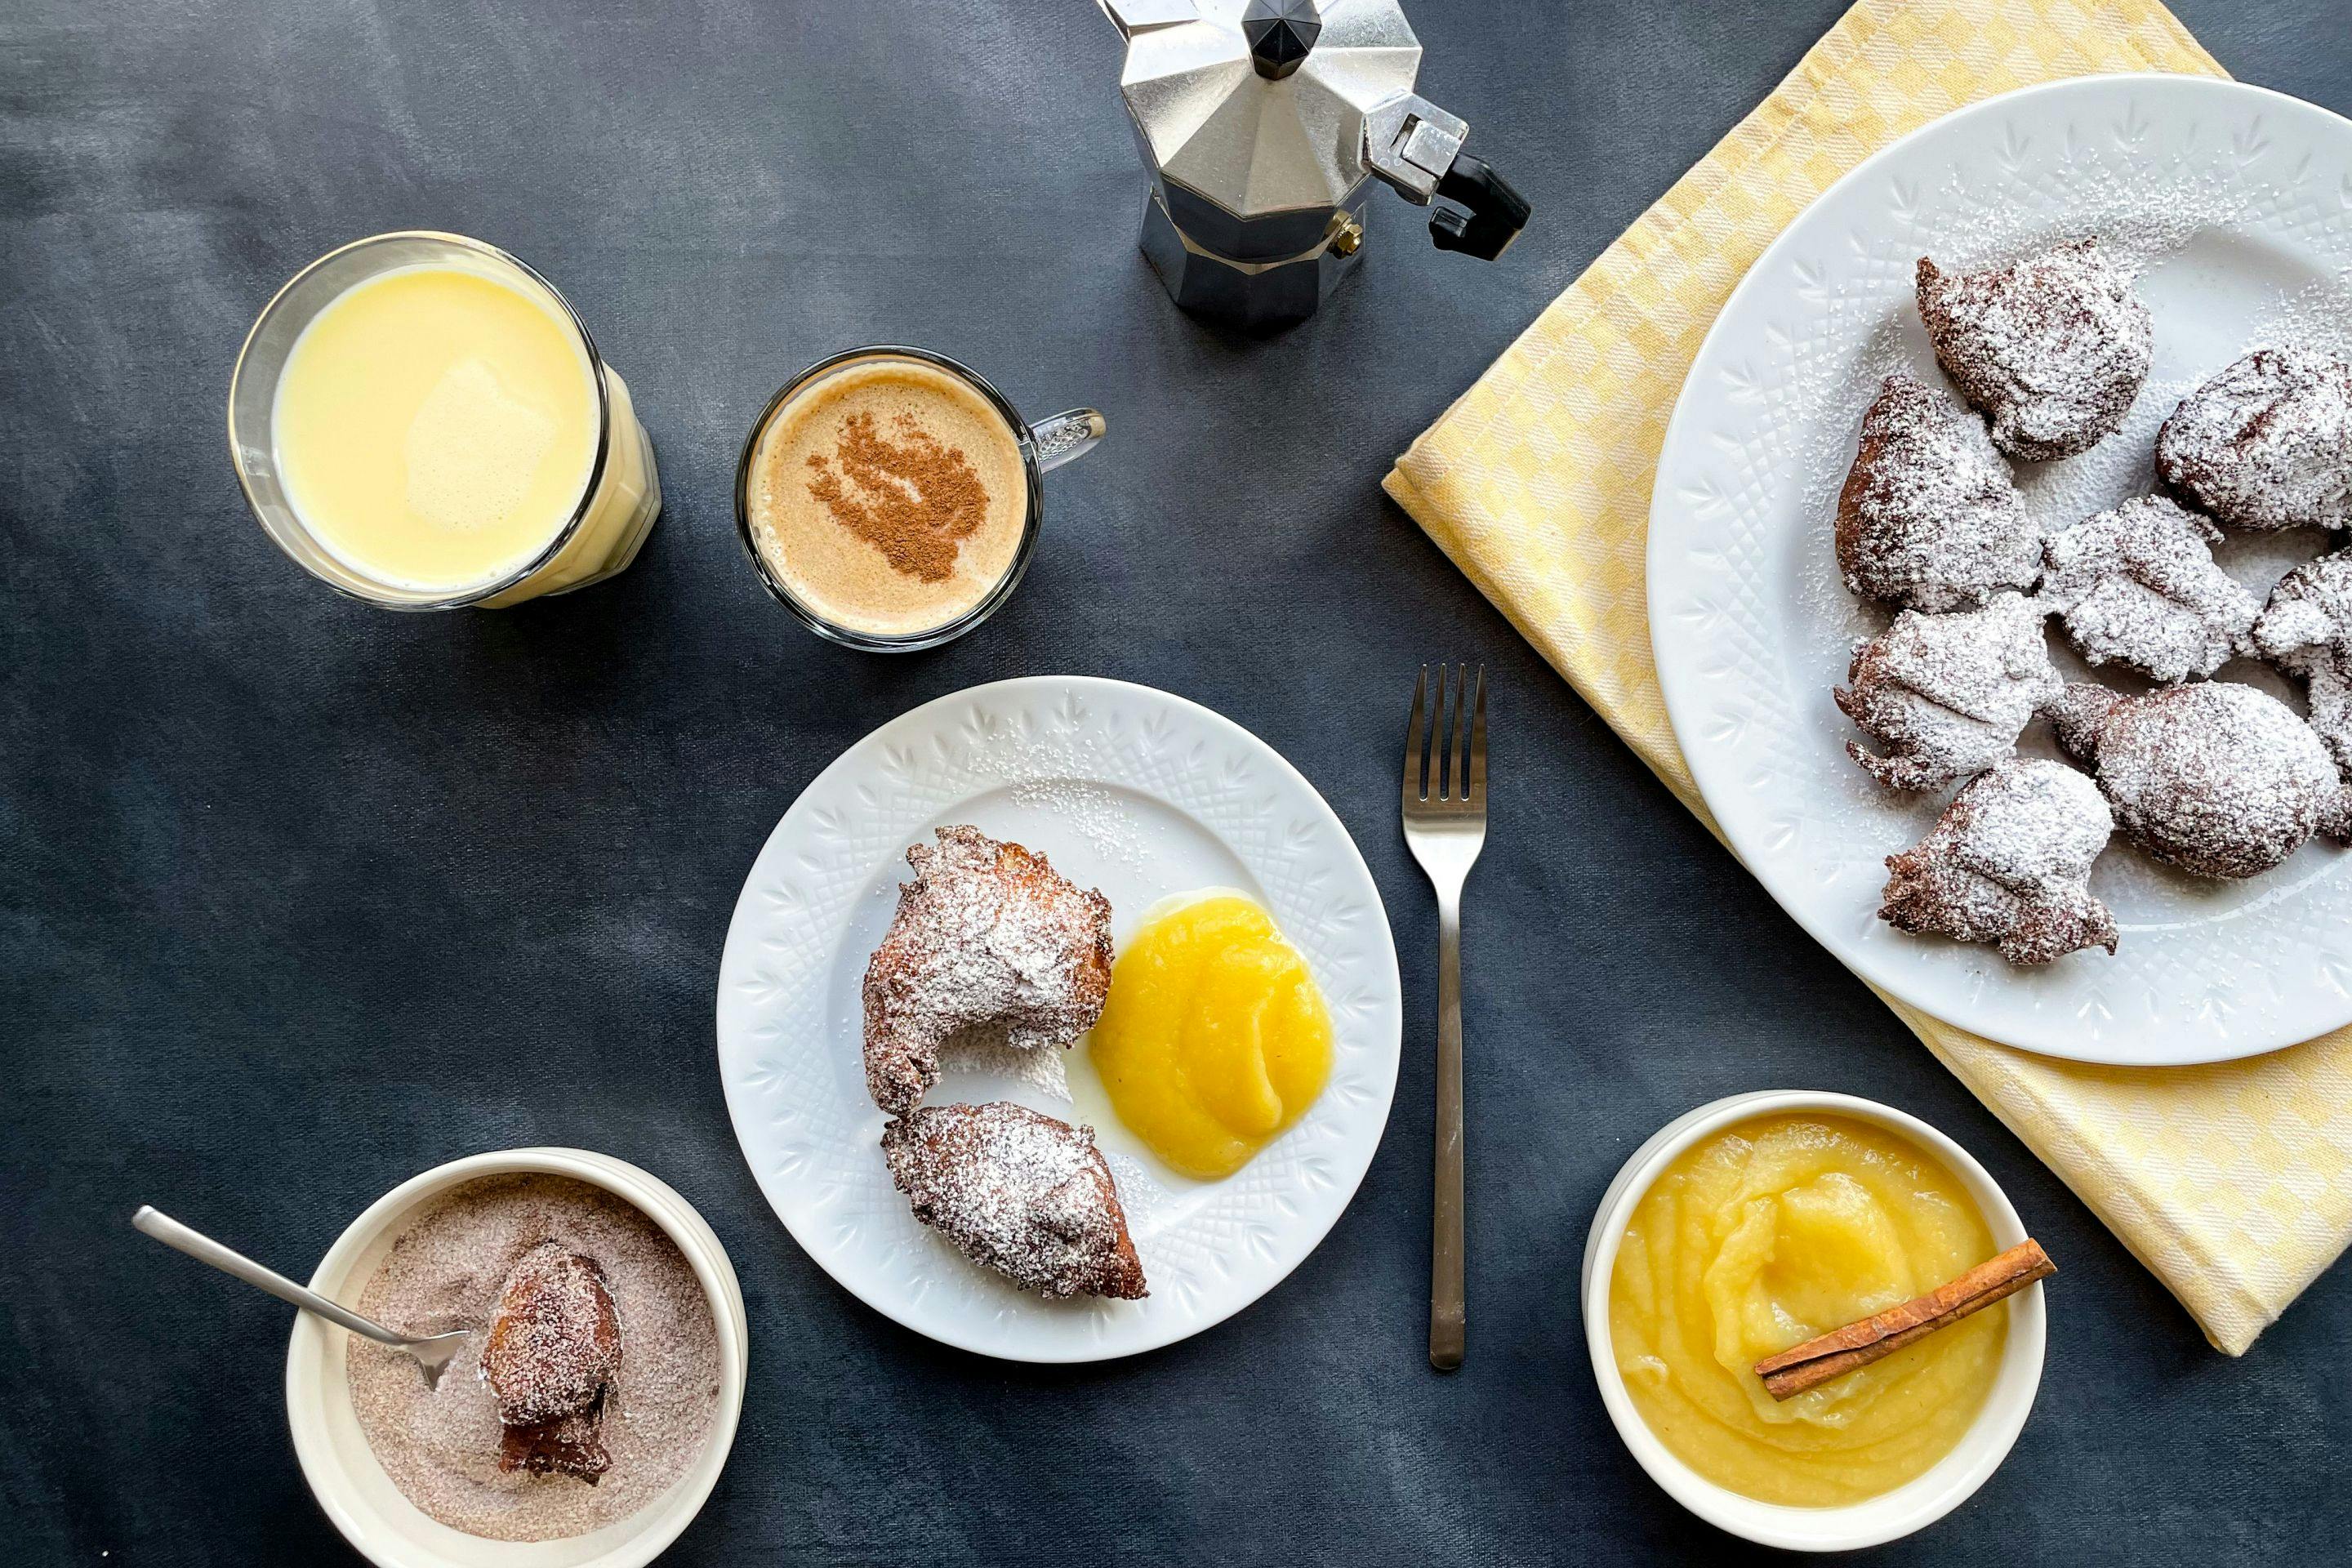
top-left (227, 232), bottom-right (661, 609)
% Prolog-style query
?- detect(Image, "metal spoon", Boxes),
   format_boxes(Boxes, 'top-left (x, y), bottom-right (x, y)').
top-left (131, 1205), bottom-right (471, 1388)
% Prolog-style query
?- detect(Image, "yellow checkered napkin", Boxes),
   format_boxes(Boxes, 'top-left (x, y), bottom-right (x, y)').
top-left (1384, 0), bottom-right (2352, 1354)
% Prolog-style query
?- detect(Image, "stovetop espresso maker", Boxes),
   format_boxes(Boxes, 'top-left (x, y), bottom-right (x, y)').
top-left (1099, 0), bottom-right (1530, 328)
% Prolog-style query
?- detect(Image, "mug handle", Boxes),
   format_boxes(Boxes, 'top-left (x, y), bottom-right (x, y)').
top-left (1029, 408), bottom-right (1107, 473)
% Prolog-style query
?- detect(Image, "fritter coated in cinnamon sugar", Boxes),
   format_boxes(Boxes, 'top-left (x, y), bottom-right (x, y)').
top-left (1835, 372), bottom-right (2040, 612)
top-left (483, 1244), bottom-right (623, 1481)
top-left (484, 1245), bottom-right (621, 1430)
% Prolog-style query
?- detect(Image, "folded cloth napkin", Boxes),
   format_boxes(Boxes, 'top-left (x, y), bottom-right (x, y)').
top-left (1384, 0), bottom-right (2352, 1355)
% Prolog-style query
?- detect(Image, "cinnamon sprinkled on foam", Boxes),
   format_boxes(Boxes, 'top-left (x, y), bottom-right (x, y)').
top-left (805, 410), bottom-right (991, 581)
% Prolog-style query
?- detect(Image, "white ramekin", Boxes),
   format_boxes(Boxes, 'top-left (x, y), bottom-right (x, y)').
top-left (1581, 1092), bottom-right (2047, 1552)
top-left (285, 1148), bottom-right (750, 1568)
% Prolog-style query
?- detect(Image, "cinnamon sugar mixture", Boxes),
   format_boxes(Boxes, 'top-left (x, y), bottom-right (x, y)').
top-left (346, 1175), bottom-right (720, 1543)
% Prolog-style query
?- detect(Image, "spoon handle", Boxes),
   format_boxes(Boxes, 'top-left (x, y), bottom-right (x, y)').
top-left (131, 1205), bottom-right (409, 1348)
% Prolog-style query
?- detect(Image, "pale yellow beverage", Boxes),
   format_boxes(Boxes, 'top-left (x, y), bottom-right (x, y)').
top-left (260, 252), bottom-right (657, 605)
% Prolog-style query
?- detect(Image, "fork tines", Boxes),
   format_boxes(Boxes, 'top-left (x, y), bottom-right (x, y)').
top-left (1405, 663), bottom-right (1486, 809)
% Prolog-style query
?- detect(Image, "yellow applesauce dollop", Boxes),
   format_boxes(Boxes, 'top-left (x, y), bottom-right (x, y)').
top-left (1086, 893), bottom-right (1333, 1180)
top-left (1608, 1115), bottom-right (2007, 1508)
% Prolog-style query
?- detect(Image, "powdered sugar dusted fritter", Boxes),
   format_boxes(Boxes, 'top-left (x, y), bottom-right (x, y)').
top-left (882, 1102), bottom-right (1147, 1300)
top-left (1835, 372), bottom-right (2039, 612)
top-left (2050, 681), bottom-right (2350, 879)
top-left (1880, 758), bottom-right (2117, 966)
top-left (2253, 548), bottom-right (2352, 777)
top-left (2038, 495), bottom-right (2256, 683)
top-left (2157, 348), bottom-right (2352, 532)
top-left (862, 826), bottom-right (1113, 1116)
top-left (1918, 238), bottom-right (2153, 461)
top-left (1835, 592), bottom-right (2062, 791)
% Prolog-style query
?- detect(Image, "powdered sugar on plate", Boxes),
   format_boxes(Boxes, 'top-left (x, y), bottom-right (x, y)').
top-left (962, 728), bottom-right (1150, 872)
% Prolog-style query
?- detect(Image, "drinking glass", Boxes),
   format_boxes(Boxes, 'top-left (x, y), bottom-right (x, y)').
top-left (226, 231), bottom-right (662, 610)
top-left (733, 345), bottom-right (1105, 652)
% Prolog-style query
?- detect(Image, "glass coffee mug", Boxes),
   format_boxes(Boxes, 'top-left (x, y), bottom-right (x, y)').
top-left (734, 346), bottom-right (1105, 652)
top-left (227, 232), bottom-right (662, 610)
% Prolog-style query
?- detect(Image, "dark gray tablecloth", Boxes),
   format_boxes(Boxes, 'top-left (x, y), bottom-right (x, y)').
top-left (7, 2), bottom-right (2349, 1562)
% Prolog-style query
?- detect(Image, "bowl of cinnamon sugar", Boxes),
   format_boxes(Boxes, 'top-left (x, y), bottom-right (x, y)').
top-left (285, 1147), bottom-right (748, 1568)
top-left (1579, 1091), bottom-right (2048, 1551)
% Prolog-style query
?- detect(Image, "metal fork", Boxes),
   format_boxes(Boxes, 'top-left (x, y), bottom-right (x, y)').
top-left (1401, 663), bottom-right (1486, 1371)
top-left (132, 1206), bottom-right (472, 1387)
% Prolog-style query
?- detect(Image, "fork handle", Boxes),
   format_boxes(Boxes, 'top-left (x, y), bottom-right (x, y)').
top-left (131, 1205), bottom-right (408, 1348)
top-left (1430, 895), bottom-right (1466, 1371)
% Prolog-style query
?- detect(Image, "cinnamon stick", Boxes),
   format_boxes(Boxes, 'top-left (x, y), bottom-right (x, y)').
top-left (1753, 1239), bottom-right (2054, 1401)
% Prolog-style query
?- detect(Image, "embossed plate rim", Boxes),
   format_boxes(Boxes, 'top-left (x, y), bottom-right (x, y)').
top-left (1649, 75), bottom-right (2352, 1065)
top-left (714, 675), bottom-right (1402, 1361)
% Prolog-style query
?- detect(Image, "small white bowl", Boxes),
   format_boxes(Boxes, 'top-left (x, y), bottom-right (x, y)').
top-left (1581, 1092), bottom-right (2047, 1552)
top-left (285, 1148), bottom-right (750, 1568)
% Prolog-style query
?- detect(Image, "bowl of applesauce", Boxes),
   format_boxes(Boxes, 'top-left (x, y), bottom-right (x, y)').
top-left (1580, 1092), bottom-right (2047, 1551)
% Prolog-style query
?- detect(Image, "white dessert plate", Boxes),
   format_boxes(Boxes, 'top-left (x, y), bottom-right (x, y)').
top-left (1650, 75), bottom-right (2352, 1064)
top-left (714, 675), bottom-right (1402, 1361)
